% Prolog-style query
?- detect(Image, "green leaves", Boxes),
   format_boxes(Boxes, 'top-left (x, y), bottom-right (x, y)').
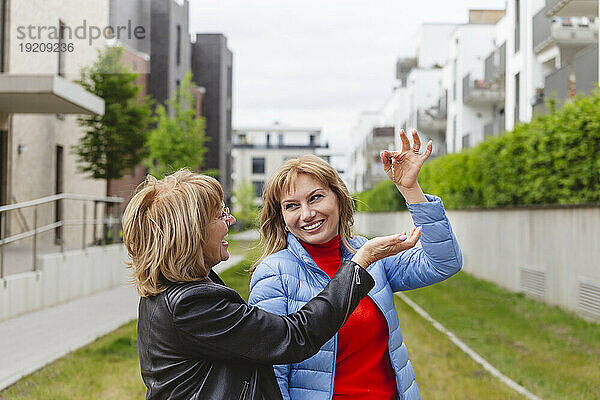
top-left (147, 72), bottom-right (208, 178)
top-left (355, 179), bottom-right (408, 212)
top-left (73, 46), bottom-right (154, 182)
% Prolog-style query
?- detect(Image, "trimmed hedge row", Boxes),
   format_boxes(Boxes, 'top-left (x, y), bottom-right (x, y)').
top-left (355, 90), bottom-right (600, 211)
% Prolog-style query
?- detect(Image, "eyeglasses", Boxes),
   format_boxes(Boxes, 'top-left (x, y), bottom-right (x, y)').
top-left (219, 202), bottom-right (233, 226)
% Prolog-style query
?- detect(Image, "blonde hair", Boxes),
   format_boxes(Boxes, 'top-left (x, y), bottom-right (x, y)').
top-left (255, 155), bottom-right (356, 268)
top-left (122, 169), bottom-right (223, 297)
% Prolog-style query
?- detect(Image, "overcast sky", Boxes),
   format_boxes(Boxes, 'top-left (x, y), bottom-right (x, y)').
top-left (188, 0), bottom-right (506, 156)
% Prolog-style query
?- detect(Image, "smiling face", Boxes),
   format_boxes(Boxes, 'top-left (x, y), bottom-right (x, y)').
top-left (280, 174), bottom-right (340, 245)
top-left (203, 204), bottom-right (235, 269)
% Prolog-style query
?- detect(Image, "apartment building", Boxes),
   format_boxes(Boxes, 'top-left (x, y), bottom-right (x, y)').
top-left (0, 0), bottom-right (108, 250)
top-left (232, 125), bottom-right (329, 201)
top-left (532, 0), bottom-right (599, 114)
top-left (445, 11), bottom-right (504, 152)
top-left (191, 34), bottom-right (233, 205)
top-left (349, 24), bottom-right (455, 193)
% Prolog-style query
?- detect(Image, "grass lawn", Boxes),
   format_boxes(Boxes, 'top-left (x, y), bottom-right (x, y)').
top-left (0, 321), bottom-right (145, 400)
top-left (403, 271), bottom-right (600, 400)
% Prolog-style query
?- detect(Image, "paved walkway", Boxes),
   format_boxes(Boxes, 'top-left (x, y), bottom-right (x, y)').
top-left (0, 254), bottom-right (244, 392)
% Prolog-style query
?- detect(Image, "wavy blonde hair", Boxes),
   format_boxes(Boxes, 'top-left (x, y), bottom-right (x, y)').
top-left (122, 169), bottom-right (223, 297)
top-left (255, 155), bottom-right (356, 269)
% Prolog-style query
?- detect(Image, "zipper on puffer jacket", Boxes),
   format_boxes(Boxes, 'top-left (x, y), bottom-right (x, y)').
top-left (343, 264), bottom-right (361, 321)
top-left (239, 380), bottom-right (249, 400)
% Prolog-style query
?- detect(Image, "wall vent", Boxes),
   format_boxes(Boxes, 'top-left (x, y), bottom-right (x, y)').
top-left (579, 280), bottom-right (600, 321)
top-left (519, 267), bottom-right (545, 299)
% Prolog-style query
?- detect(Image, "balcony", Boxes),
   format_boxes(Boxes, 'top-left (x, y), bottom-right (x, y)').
top-left (574, 44), bottom-right (599, 95)
top-left (546, 0), bottom-right (598, 18)
top-left (533, 65), bottom-right (570, 114)
top-left (533, 10), bottom-right (598, 54)
top-left (462, 73), bottom-right (505, 106)
top-left (483, 117), bottom-right (505, 138)
top-left (484, 42), bottom-right (506, 84)
top-left (0, 75), bottom-right (104, 115)
top-left (416, 109), bottom-right (445, 132)
top-left (396, 57), bottom-right (417, 84)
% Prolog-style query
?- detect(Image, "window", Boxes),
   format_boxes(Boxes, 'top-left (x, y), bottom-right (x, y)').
top-left (252, 181), bottom-right (264, 197)
top-left (55, 145), bottom-right (64, 243)
top-left (58, 21), bottom-right (66, 76)
top-left (452, 116), bottom-right (457, 152)
top-left (452, 58), bottom-right (458, 101)
top-left (514, 0), bottom-right (520, 53)
top-left (0, 0), bottom-right (7, 72)
top-left (252, 157), bottom-right (265, 174)
top-left (462, 134), bottom-right (470, 149)
top-left (176, 25), bottom-right (181, 66)
top-left (514, 72), bottom-right (520, 125)
top-left (0, 130), bottom-right (6, 238)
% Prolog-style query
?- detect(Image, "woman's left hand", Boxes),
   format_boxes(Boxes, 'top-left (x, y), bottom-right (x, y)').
top-left (380, 129), bottom-right (432, 190)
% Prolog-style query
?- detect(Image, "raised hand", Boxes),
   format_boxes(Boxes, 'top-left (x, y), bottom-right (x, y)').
top-left (380, 129), bottom-right (432, 190)
top-left (351, 227), bottom-right (422, 268)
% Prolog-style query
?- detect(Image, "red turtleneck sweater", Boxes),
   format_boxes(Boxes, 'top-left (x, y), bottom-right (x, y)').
top-left (300, 236), bottom-right (396, 399)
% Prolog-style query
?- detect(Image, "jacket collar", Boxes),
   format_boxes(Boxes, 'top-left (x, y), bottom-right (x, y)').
top-left (286, 233), bottom-right (358, 268)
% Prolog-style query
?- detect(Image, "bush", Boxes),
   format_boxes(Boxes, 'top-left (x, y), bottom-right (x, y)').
top-left (355, 180), bottom-right (407, 212)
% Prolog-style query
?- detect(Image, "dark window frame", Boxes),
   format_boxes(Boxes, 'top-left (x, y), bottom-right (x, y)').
top-left (252, 157), bottom-right (265, 174)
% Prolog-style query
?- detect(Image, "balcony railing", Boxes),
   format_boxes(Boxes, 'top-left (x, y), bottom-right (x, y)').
top-left (545, 64), bottom-right (571, 101)
top-left (0, 193), bottom-right (122, 278)
top-left (416, 107), bottom-right (446, 133)
top-left (546, 0), bottom-right (598, 18)
top-left (574, 44), bottom-right (599, 95)
top-left (533, 11), bottom-right (598, 54)
top-left (462, 73), bottom-right (505, 105)
top-left (232, 142), bottom-right (329, 150)
top-left (484, 42), bottom-right (506, 84)
top-left (483, 116), bottom-right (506, 138)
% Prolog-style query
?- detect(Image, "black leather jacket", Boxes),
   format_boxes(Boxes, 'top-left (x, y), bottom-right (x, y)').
top-left (137, 260), bottom-right (374, 400)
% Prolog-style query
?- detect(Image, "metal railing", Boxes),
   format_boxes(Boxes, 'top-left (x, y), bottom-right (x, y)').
top-left (0, 193), bottom-right (123, 278)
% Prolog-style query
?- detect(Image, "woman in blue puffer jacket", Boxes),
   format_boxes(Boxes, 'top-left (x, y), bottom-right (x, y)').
top-left (249, 130), bottom-right (462, 400)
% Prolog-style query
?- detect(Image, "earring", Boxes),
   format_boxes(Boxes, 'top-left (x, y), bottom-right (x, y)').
top-left (284, 226), bottom-right (289, 232)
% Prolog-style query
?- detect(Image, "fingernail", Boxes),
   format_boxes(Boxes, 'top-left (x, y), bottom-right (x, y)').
top-left (399, 234), bottom-right (407, 241)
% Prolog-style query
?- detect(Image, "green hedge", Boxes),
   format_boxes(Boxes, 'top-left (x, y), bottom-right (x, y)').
top-left (355, 179), bottom-right (407, 212)
top-left (356, 90), bottom-right (600, 211)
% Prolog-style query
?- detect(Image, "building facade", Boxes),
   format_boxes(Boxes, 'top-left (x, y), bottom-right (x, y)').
top-left (232, 125), bottom-right (329, 202)
top-left (0, 0), bottom-right (108, 251)
top-left (191, 34), bottom-right (233, 204)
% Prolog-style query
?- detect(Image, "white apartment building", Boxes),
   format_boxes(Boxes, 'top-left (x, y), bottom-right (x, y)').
top-left (349, 24), bottom-right (456, 193)
top-left (444, 11), bottom-right (505, 153)
top-left (531, 0), bottom-right (599, 114)
top-left (231, 125), bottom-right (330, 201)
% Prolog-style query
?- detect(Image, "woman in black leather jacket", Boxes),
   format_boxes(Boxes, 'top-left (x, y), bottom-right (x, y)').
top-left (121, 170), bottom-right (421, 400)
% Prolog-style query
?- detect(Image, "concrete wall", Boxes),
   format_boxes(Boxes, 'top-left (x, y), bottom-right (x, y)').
top-left (355, 206), bottom-right (600, 322)
top-left (0, 244), bottom-right (129, 321)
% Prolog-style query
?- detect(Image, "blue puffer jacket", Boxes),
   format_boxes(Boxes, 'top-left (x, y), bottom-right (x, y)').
top-left (248, 194), bottom-right (462, 400)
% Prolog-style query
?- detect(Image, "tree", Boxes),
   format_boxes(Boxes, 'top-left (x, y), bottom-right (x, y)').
top-left (147, 72), bottom-right (208, 178)
top-left (73, 45), bottom-right (154, 195)
top-left (232, 179), bottom-right (259, 230)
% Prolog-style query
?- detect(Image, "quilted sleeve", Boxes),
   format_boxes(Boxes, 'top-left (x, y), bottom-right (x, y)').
top-left (249, 262), bottom-right (292, 399)
top-left (382, 194), bottom-right (463, 291)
